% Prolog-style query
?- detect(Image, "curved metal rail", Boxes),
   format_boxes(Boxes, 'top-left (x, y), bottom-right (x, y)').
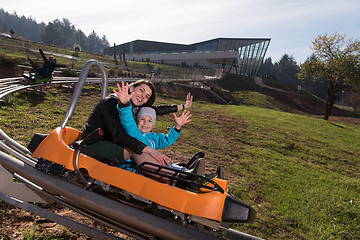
top-left (0, 60), bottom-right (263, 240)
top-left (61, 60), bottom-right (108, 129)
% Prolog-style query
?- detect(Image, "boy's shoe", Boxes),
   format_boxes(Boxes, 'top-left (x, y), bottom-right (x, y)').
top-left (216, 166), bottom-right (224, 179)
top-left (192, 158), bottom-right (205, 176)
top-left (185, 151), bottom-right (205, 169)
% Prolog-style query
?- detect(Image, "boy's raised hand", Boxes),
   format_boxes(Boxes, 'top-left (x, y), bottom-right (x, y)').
top-left (113, 82), bottom-right (134, 104)
top-left (174, 110), bottom-right (192, 130)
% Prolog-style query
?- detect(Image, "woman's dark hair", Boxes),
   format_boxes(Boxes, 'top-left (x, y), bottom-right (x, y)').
top-left (129, 79), bottom-right (156, 107)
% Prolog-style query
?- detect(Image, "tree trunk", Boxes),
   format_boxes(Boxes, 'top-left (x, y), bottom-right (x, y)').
top-left (113, 43), bottom-right (118, 66)
top-left (324, 80), bottom-right (338, 120)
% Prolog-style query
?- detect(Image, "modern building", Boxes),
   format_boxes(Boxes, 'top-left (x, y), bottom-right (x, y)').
top-left (104, 38), bottom-right (271, 77)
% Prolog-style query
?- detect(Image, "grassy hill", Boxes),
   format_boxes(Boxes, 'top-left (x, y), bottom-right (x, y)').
top-left (0, 83), bottom-right (359, 239)
top-left (0, 36), bottom-right (215, 80)
top-left (154, 79), bottom-right (360, 239)
top-left (0, 36), bottom-right (359, 239)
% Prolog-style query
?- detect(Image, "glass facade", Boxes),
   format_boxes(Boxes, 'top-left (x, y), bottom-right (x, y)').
top-left (194, 40), bottom-right (218, 52)
top-left (191, 38), bottom-right (271, 76)
top-left (193, 38), bottom-right (271, 76)
top-left (237, 40), bottom-right (270, 76)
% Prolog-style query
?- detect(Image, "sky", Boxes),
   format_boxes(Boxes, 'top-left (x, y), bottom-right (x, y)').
top-left (1, 0), bottom-right (359, 64)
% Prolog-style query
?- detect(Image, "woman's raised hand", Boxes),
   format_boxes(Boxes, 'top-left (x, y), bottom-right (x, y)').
top-left (113, 82), bottom-right (134, 104)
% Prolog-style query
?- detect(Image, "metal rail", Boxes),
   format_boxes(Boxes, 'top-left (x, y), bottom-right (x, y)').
top-left (0, 151), bottom-right (220, 240)
top-left (0, 192), bottom-right (124, 240)
top-left (61, 60), bottom-right (108, 129)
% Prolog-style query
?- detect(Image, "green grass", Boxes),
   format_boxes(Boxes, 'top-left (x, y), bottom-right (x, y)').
top-left (220, 106), bottom-right (360, 239)
top-left (0, 86), bottom-right (359, 239)
top-left (22, 225), bottom-right (57, 240)
top-left (154, 100), bottom-right (360, 239)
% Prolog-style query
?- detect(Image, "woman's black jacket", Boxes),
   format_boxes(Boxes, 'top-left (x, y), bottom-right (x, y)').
top-left (80, 94), bottom-right (178, 154)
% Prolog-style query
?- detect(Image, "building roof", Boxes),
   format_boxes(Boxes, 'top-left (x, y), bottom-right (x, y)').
top-left (104, 38), bottom-right (271, 55)
top-left (103, 37), bottom-right (271, 77)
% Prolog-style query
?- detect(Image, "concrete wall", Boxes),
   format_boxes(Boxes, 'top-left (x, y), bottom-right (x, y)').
top-left (126, 51), bottom-right (239, 73)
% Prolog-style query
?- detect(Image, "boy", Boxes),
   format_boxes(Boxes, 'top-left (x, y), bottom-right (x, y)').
top-left (118, 104), bottom-right (220, 189)
top-left (117, 105), bottom-right (194, 171)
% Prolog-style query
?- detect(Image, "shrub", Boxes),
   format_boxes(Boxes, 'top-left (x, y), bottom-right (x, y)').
top-left (87, 71), bottom-right (97, 78)
top-left (61, 68), bottom-right (79, 77)
top-left (72, 51), bottom-right (80, 57)
top-left (0, 54), bottom-right (20, 68)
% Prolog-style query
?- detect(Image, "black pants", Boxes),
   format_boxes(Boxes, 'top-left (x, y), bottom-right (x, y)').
top-left (35, 67), bottom-right (52, 79)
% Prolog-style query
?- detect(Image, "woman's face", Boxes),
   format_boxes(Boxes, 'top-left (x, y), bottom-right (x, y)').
top-left (130, 83), bottom-right (153, 106)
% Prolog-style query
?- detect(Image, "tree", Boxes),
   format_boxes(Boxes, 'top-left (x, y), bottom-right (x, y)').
top-left (298, 33), bottom-right (360, 120)
top-left (258, 57), bottom-right (275, 77)
top-left (43, 22), bottom-right (59, 45)
top-left (43, 20), bottom-right (64, 46)
top-left (274, 54), bottom-right (300, 85)
top-left (87, 30), bottom-right (100, 54)
top-left (61, 18), bottom-right (75, 48)
top-left (258, 55), bottom-right (300, 85)
top-left (0, 9), bottom-right (110, 55)
top-left (78, 30), bottom-right (89, 51)
top-left (0, 8), bottom-right (44, 41)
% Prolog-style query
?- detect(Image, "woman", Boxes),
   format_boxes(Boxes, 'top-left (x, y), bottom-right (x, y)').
top-left (80, 80), bottom-right (193, 169)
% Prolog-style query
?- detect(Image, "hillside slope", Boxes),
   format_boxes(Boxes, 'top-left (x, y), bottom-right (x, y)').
top-left (155, 74), bottom-right (356, 120)
top-left (0, 86), bottom-right (359, 239)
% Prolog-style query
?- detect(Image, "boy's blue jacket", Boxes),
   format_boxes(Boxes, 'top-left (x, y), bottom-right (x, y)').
top-left (117, 104), bottom-right (181, 149)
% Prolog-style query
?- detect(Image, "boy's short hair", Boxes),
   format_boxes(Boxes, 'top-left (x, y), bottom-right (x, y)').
top-left (137, 107), bottom-right (156, 127)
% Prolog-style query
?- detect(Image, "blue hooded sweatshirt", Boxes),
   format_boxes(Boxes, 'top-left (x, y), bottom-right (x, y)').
top-left (117, 104), bottom-right (181, 150)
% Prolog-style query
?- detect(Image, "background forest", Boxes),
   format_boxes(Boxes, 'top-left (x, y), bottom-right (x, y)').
top-left (258, 54), bottom-right (329, 100)
top-left (0, 8), bottom-right (110, 55)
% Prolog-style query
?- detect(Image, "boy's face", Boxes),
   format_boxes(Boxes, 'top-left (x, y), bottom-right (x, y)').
top-left (137, 115), bottom-right (153, 133)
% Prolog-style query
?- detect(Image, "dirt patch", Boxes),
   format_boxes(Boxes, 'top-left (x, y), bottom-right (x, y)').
top-left (0, 201), bottom-right (128, 239)
top-left (261, 88), bottom-right (351, 116)
top-left (154, 81), bottom-right (236, 105)
top-left (0, 65), bottom-right (23, 78)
